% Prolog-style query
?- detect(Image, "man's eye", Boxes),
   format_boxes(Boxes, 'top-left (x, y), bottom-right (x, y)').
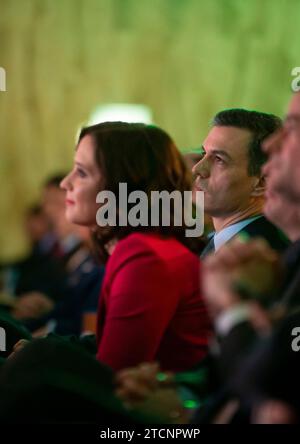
top-left (284, 123), bottom-right (292, 131)
top-left (284, 121), bottom-right (298, 133)
top-left (215, 156), bottom-right (224, 164)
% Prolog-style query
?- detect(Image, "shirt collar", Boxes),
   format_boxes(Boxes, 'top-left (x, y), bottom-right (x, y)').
top-left (212, 215), bottom-right (263, 251)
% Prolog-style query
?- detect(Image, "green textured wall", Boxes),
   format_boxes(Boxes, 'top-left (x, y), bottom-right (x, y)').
top-left (0, 0), bottom-right (299, 260)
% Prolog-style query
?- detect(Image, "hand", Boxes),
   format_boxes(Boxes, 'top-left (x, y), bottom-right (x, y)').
top-left (115, 362), bottom-right (174, 404)
top-left (115, 363), bottom-right (187, 423)
top-left (32, 325), bottom-right (50, 338)
top-left (8, 339), bottom-right (30, 359)
top-left (202, 237), bottom-right (281, 319)
top-left (253, 399), bottom-right (297, 424)
top-left (11, 292), bottom-right (54, 320)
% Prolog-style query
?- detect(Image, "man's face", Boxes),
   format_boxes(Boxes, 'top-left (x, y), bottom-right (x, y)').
top-left (192, 126), bottom-right (260, 218)
top-left (25, 213), bottom-right (49, 243)
top-left (263, 93), bottom-right (300, 203)
top-left (42, 185), bottom-right (66, 225)
top-left (264, 188), bottom-right (298, 233)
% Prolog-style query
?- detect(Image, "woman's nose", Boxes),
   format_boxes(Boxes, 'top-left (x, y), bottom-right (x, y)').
top-left (60, 172), bottom-right (72, 191)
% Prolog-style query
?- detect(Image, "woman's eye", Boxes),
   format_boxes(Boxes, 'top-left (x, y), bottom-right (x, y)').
top-left (77, 168), bottom-right (87, 178)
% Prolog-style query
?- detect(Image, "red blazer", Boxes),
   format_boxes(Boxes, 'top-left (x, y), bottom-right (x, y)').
top-left (96, 232), bottom-right (211, 372)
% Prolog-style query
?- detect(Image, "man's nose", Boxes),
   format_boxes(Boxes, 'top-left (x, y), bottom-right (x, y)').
top-left (192, 157), bottom-right (210, 179)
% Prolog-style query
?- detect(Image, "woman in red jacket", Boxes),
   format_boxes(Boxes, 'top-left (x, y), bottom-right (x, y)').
top-left (61, 122), bottom-right (211, 372)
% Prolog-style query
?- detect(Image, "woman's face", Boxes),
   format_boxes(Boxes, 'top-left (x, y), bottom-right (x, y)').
top-left (61, 135), bottom-right (102, 227)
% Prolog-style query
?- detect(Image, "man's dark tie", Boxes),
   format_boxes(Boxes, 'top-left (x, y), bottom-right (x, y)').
top-left (200, 236), bottom-right (215, 258)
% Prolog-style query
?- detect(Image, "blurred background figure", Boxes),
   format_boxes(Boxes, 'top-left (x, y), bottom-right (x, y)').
top-left (23, 204), bottom-right (53, 254)
top-left (0, 174), bottom-right (105, 337)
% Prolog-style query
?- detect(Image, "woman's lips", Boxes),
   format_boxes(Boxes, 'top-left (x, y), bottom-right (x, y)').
top-left (66, 199), bottom-right (75, 205)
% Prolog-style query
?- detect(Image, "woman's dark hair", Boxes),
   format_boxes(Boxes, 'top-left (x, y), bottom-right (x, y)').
top-left (78, 122), bottom-right (200, 261)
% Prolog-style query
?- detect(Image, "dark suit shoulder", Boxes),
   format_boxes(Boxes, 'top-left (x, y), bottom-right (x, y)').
top-left (240, 216), bottom-right (290, 252)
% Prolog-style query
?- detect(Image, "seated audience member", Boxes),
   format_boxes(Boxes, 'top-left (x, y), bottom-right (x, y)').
top-left (2, 122), bottom-right (212, 423)
top-left (31, 226), bottom-right (105, 337)
top-left (0, 202), bottom-right (63, 309)
top-left (192, 150), bottom-right (300, 421)
top-left (192, 109), bottom-right (289, 257)
top-left (59, 121), bottom-right (212, 372)
top-left (10, 175), bottom-right (84, 321)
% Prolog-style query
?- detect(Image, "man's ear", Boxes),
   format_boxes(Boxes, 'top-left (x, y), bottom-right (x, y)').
top-left (251, 175), bottom-right (266, 197)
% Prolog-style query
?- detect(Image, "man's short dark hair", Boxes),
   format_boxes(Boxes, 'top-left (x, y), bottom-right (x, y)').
top-left (212, 108), bottom-right (282, 176)
top-left (26, 204), bottom-right (44, 217)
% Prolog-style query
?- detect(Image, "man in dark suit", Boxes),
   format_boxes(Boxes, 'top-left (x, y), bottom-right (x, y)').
top-left (195, 92), bottom-right (300, 423)
top-left (192, 109), bottom-right (288, 257)
top-left (201, 95), bottom-right (300, 350)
